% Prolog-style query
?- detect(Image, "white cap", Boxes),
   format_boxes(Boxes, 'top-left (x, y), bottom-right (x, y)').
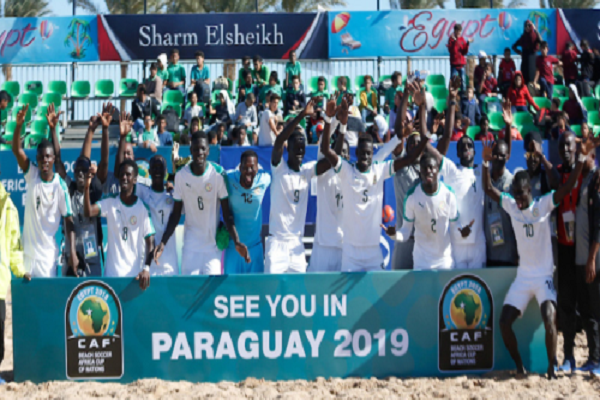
top-left (478, 50), bottom-right (487, 58)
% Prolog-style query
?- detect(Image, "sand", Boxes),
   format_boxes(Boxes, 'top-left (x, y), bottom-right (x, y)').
top-left (1, 287), bottom-right (600, 399)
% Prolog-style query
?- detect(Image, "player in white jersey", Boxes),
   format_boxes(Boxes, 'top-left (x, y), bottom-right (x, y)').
top-left (266, 99), bottom-right (333, 274)
top-left (11, 105), bottom-right (77, 277)
top-left (481, 137), bottom-right (599, 379)
top-left (382, 152), bottom-right (473, 270)
top-left (319, 83), bottom-right (429, 272)
top-left (84, 159), bottom-right (153, 289)
top-left (153, 132), bottom-right (248, 275)
top-left (136, 155), bottom-right (178, 276)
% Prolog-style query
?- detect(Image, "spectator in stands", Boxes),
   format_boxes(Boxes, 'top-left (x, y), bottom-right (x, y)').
top-left (165, 49), bottom-right (186, 97)
top-left (384, 72), bottom-right (403, 115)
top-left (368, 115), bottom-right (390, 143)
top-left (179, 116), bottom-right (201, 145)
top-left (215, 123), bottom-right (228, 145)
top-left (253, 55), bottom-right (269, 88)
top-left (593, 49), bottom-right (600, 89)
top-left (138, 114), bottom-right (159, 152)
top-left (579, 40), bottom-right (595, 97)
top-left (473, 54), bottom-right (488, 94)
top-left (334, 76), bottom-right (348, 103)
top-left (461, 88), bottom-right (480, 127)
top-left (285, 50), bottom-right (302, 89)
top-left (190, 50), bottom-right (210, 87)
top-left (158, 125), bottom-right (174, 148)
top-left (258, 93), bottom-right (282, 146)
top-left (145, 63), bottom-right (163, 103)
top-left (451, 111), bottom-right (466, 141)
top-left (235, 93), bottom-right (258, 133)
top-left (478, 63), bottom-right (498, 113)
top-left (259, 72), bottom-right (283, 109)
top-left (359, 75), bottom-right (378, 123)
top-left (238, 56), bottom-right (252, 84)
top-left (132, 84), bottom-right (160, 134)
top-left (448, 23), bottom-right (472, 93)
top-left (230, 126), bottom-right (251, 147)
top-left (157, 54), bottom-right (169, 89)
top-left (285, 75), bottom-right (306, 116)
top-left (183, 92), bottom-right (204, 127)
top-left (508, 71), bottom-right (539, 114)
top-left (238, 70), bottom-right (255, 105)
top-left (309, 77), bottom-right (329, 128)
top-left (388, 90), bottom-right (403, 135)
top-left (208, 91), bottom-right (235, 129)
top-left (208, 130), bottom-right (219, 145)
top-left (475, 116), bottom-right (494, 141)
top-left (512, 20), bottom-right (541, 84)
top-left (562, 42), bottom-right (579, 87)
top-left (498, 48), bottom-right (516, 96)
top-left (563, 84), bottom-right (587, 125)
top-left (534, 41), bottom-right (561, 100)
top-left (0, 91), bottom-right (11, 144)
top-left (550, 111), bottom-right (572, 139)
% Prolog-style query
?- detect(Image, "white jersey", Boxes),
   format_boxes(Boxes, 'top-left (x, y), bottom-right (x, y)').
top-left (173, 162), bottom-right (228, 252)
top-left (136, 184), bottom-right (178, 275)
top-left (335, 158), bottom-right (394, 248)
top-left (98, 196), bottom-right (155, 277)
top-left (314, 169), bottom-right (343, 248)
top-left (501, 191), bottom-right (557, 279)
top-left (269, 160), bottom-right (317, 240)
top-left (439, 157), bottom-right (484, 245)
top-left (23, 162), bottom-right (72, 276)
top-left (258, 110), bottom-right (276, 146)
top-left (403, 183), bottom-right (458, 270)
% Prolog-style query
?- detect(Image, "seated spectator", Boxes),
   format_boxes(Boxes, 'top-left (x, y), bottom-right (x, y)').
top-left (208, 90), bottom-right (235, 127)
top-left (508, 71), bottom-right (539, 113)
top-left (179, 116), bottom-right (201, 145)
top-left (562, 42), bottom-right (578, 86)
top-left (384, 71), bottom-right (403, 114)
top-left (549, 111), bottom-right (572, 139)
top-left (208, 130), bottom-right (219, 145)
top-left (252, 55), bottom-right (269, 88)
top-left (451, 111), bottom-right (467, 141)
top-left (138, 115), bottom-right (159, 152)
top-left (369, 115), bottom-right (390, 143)
top-left (258, 93), bottom-right (282, 146)
top-left (478, 64), bottom-right (498, 113)
top-left (238, 56), bottom-right (253, 85)
top-left (214, 123), bottom-right (227, 145)
top-left (534, 41), bottom-right (561, 99)
top-left (388, 90), bottom-right (403, 135)
top-left (311, 76), bottom-right (330, 108)
top-left (190, 50), bottom-right (210, 87)
top-left (498, 48), bottom-right (516, 96)
top-left (461, 88), bottom-right (481, 126)
top-left (144, 63), bottom-right (163, 103)
top-left (234, 93), bottom-right (258, 132)
top-left (334, 77), bottom-right (348, 104)
top-left (593, 48), bottom-right (600, 89)
top-left (475, 115), bottom-right (495, 141)
top-left (258, 72), bottom-right (283, 108)
top-left (237, 70), bottom-right (256, 104)
top-left (473, 54), bottom-right (488, 94)
top-left (359, 75), bottom-right (379, 123)
top-left (131, 84), bottom-right (160, 134)
top-left (285, 75), bottom-right (306, 116)
top-left (165, 49), bottom-right (186, 97)
top-left (230, 126), bottom-right (251, 147)
top-left (156, 53), bottom-right (169, 89)
top-left (285, 50), bottom-right (302, 89)
top-left (563, 84), bottom-right (587, 125)
top-left (183, 92), bottom-right (204, 127)
top-left (497, 125), bottom-right (523, 141)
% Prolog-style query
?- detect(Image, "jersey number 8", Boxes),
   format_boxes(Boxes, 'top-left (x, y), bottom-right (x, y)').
top-left (122, 227), bottom-right (128, 241)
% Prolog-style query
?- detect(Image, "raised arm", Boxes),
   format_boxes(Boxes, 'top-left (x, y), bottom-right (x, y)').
top-left (393, 80), bottom-right (411, 141)
top-left (436, 75), bottom-right (460, 157)
top-left (393, 87), bottom-right (428, 172)
top-left (319, 97), bottom-right (342, 168)
top-left (221, 197), bottom-right (250, 263)
top-left (115, 112), bottom-right (132, 175)
top-left (45, 103), bottom-right (67, 180)
top-left (81, 115), bottom-right (101, 160)
top-left (11, 105), bottom-right (30, 172)
top-left (530, 139), bottom-right (560, 189)
top-left (553, 138), bottom-right (600, 205)
top-left (481, 140), bottom-right (502, 204)
top-left (83, 172), bottom-right (101, 218)
top-left (153, 201), bottom-right (183, 265)
top-left (272, 98), bottom-right (315, 166)
top-left (96, 103), bottom-right (114, 184)
top-left (501, 99), bottom-right (513, 158)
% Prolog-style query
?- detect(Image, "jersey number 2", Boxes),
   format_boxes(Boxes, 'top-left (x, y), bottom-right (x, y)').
top-left (431, 218), bottom-right (437, 233)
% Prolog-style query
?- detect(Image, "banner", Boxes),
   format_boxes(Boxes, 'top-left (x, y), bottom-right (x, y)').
top-left (556, 9), bottom-right (600, 54)
top-left (328, 10), bottom-right (556, 58)
top-left (97, 12), bottom-right (328, 61)
top-left (0, 16), bottom-right (98, 64)
top-left (12, 270), bottom-right (548, 383)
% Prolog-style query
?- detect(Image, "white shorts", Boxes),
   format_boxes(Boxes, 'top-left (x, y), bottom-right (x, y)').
top-left (308, 242), bottom-right (342, 272)
top-left (341, 244), bottom-right (384, 272)
top-left (453, 242), bottom-right (486, 270)
top-left (181, 246), bottom-right (222, 275)
top-left (504, 275), bottom-right (557, 314)
top-left (264, 236), bottom-right (307, 274)
top-left (25, 257), bottom-right (57, 278)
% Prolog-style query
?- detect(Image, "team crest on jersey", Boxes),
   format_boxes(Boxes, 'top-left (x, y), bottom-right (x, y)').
top-left (166, 198), bottom-right (173, 205)
top-left (253, 187), bottom-right (261, 194)
top-left (439, 202), bottom-right (446, 212)
top-left (372, 175), bottom-right (377, 185)
top-left (532, 208), bottom-right (539, 218)
top-left (205, 183), bottom-right (212, 192)
top-left (130, 216), bottom-right (137, 225)
top-left (503, 184), bottom-right (510, 192)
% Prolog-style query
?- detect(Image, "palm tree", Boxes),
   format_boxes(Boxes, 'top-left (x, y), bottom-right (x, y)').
top-left (541, 0), bottom-right (600, 7)
top-left (452, 0), bottom-right (526, 7)
top-left (400, 0), bottom-right (445, 8)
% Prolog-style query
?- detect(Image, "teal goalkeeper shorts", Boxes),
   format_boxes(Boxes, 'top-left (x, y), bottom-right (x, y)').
top-left (224, 241), bottom-right (264, 274)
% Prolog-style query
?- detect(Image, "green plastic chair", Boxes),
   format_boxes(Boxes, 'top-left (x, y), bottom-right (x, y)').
top-left (5, 121), bottom-right (25, 136)
top-left (35, 105), bottom-right (48, 121)
top-left (594, 126), bottom-right (600, 137)
top-left (308, 76), bottom-right (328, 93)
top-left (331, 76), bottom-right (353, 92)
top-left (161, 103), bottom-right (182, 118)
top-left (434, 98), bottom-right (447, 113)
top-left (0, 109), bottom-right (7, 125)
top-left (571, 124), bottom-right (582, 137)
top-left (355, 75), bottom-right (366, 89)
top-left (12, 106), bottom-right (32, 124)
top-left (18, 92), bottom-right (38, 109)
top-left (5, 93), bottom-right (14, 111)
top-left (1, 81), bottom-right (19, 98)
top-left (25, 133), bottom-right (48, 149)
top-left (553, 72), bottom-right (563, 86)
top-left (532, 97), bottom-right (552, 110)
top-left (488, 112), bottom-right (506, 131)
top-left (48, 80), bottom-right (67, 98)
top-left (426, 74), bottom-right (445, 87)
top-left (30, 120), bottom-right (48, 136)
top-left (483, 97), bottom-right (502, 115)
top-left (429, 86), bottom-right (448, 100)
top-left (94, 79), bottom-right (114, 98)
top-left (518, 123), bottom-right (540, 136)
top-left (588, 111), bottom-right (600, 127)
top-left (71, 81), bottom-right (91, 98)
top-left (466, 126), bottom-right (481, 140)
top-left (553, 85), bottom-right (568, 98)
top-left (558, 97), bottom-right (569, 110)
top-left (595, 85), bottom-right (600, 100)
top-left (514, 112), bottom-right (534, 127)
top-left (164, 90), bottom-right (183, 104)
top-left (119, 79), bottom-right (139, 97)
top-left (24, 81), bottom-right (43, 97)
top-left (41, 92), bottom-right (62, 109)
top-left (0, 134), bottom-right (12, 151)
top-left (582, 96), bottom-right (599, 112)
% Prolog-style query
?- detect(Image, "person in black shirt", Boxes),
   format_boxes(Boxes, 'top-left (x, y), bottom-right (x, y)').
top-left (579, 40), bottom-right (595, 97)
top-left (132, 84), bottom-right (160, 134)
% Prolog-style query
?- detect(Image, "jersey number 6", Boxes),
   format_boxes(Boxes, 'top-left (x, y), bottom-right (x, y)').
top-left (198, 196), bottom-right (204, 210)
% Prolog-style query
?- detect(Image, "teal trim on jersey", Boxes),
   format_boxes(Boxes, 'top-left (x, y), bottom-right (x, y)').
top-left (143, 201), bottom-right (156, 237)
top-left (402, 184), bottom-right (418, 223)
top-left (548, 190), bottom-right (559, 208)
top-left (119, 196), bottom-right (137, 208)
top-left (422, 183), bottom-right (441, 197)
top-left (97, 203), bottom-right (102, 216)
top-left (499, 192), bottom-right (513, 208)
top-left (173, 198), bottom-right (182, 202)
top-left (439, 157), bottom-right (444, 170)
top-left (151, 186), bottom-right (165, 194)
top-left (209, 161), bottom-right (224, 174)
top-left (23, 159), bottom-right (30, 175)
top-left (58, 176), bottom-right (73, 217)
top-left (450, 210), bottom-right (460, 222)
top-left (41, 172), bottom-right (55, 184)
top-left (219, 195), bottom-right (229, 201)
top-left (190, 163), bottom-right (209, 177)
top-left (334, 159), bottom-right (344, 174)
top-left (442, 182), bottom-right (455, 194)
top-left (388, 161), bottom-right (393, 176)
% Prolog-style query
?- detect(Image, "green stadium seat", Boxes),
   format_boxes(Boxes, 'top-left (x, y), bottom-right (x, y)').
top-left (161, 103), bottom-right (182, 118)
top-left (483, 97), bottom-right (501, 115)
top-left (18, 92), bottom-right (38, 109)
top-left (25, 133), bottom-right (48, 149)
top-left (41, 92), bottom-right (62, 109)
top-left (434, 99), bottom-right (447, 113)
top-left (571, 125), bottom-right (582, 137)
top-left (355, 75), bottom-right (365, 89)
top-left (489, 112), bottom-right (506, 131)
top-left (595, 85), bottom-right (600, 100)
top-left (532, 97), bottom-right (552, 110)
top-left (0, 134), bottom-right (12, 150)
top-left (426, 74), bottom-right (445, 87)
top-left (594, 126), bottom-right (600, 137)
top-left (71, 81), bottom-right (91, 99)
top-left (119, 79), bottom-right (139, 98)
top-left (35, 105), bottom-right (48, 121)
top-left (5, 121), bottom-right (25, 136)
top-left (24, 81), bottom-right (43, 97)
top-left (5, 93), bottom-right (14, 111)
top-left (164, 90), bottom-right (184, 104)
top-left (0, 109), bottom-right (7, 124)
top-left (588, 111), bottom-right (600, 127)
top-left (1, 81), bottom-right (19, 98)
top-left (519, 124), bottom-right (540, 136)
top-left (553, 85), bottom-right (568, 98)
top-left (48, 80), bottom-right (67, 98)
top-left (582, 96), bottom-right (599, 112)
top-left (331, 76), bottom-right (352, 92)
top-left (429, 86), bottom-right (448, 100)
top-left (558, 97), bottom-right (568, 110)
top-left (514, 112), bottom-right (534, 127)
top-left (94, 79), bottom-right (114, 98)
top-left (12, 106), bottom-right (32, 124)
top-left (30, 120), bottom-right (48, 136)
top-left (466, 126), bottom-right (481, 140)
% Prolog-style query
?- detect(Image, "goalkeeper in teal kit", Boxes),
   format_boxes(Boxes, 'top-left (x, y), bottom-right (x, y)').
top-left (224, 150), bottom-right (272, 274)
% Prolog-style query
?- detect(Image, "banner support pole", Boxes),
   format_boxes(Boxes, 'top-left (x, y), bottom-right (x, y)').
top-left (71, 0), bottom-right (77, 124)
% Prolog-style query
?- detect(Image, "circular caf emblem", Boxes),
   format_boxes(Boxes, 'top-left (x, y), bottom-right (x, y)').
top-left (166, 198), bottom-right (174, 205)
top-left (130, 216), bottom-right (137, 225)
top-left (439, 202), bottom-right (446, 212)
top-left (532, 208), bottom-right (539, 218)
top-left (253, 187), bottom-right (262, 195)
top-left (205, 183), bottom-right (212, 192)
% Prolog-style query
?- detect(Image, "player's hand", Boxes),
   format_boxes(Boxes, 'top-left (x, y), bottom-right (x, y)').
top-left (412, 85), bottom-right (425, 107)
top-left (136, 269), bottom-right (150, 290)
top-left (304, 98), bottom-right (315, 116)
top-left (235, 241), bottom-right (251, 263)
top-left (337, 98), bottom-right (349, 125)
top-left (16, 104), bottom-right (29, 125)
top-left (89, 163), bottom-right (97, 176)
top-left (99, 102), bottom-right (114, 128)
top-left (482, 140), bottom-right (495, 163)
top-left (529, 140), bottom-right (544, 158)
top-left (69, 252), bottom-right (80, 277)
top-left (89, 115), bottom-right (101, 132)
top-left (153, 243), bottom-right (164, 265)
top-left (119, 111), bottom-right (132, 138)
top-left (84, 171), bottom-right (93, 188)
top-left (150, 143), bottom-right (158, 153)
top-left (580, 135), bottom-right (600, 156)
top-left (380, 224), bottom-right (396, 238)
top-left (586, 259), bottom-right (597, 283)
top-left (458, 220), bottom-right (475, 238)
top-left (501, 98), bottom-right (513, 125)
top-left (23, 273), bottom-right (31, 281)
top-left (325, 96), bottom-right (339, 119)
top-left (45, 103), bottom-right (63, 131)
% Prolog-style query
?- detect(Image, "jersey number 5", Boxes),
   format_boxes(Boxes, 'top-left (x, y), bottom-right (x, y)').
top-left (362, 190), bottom-right (368, 203)
top-left (523, 223), bottom-right (534, 238)
top-left (198, 196), bottom-right (204, 210)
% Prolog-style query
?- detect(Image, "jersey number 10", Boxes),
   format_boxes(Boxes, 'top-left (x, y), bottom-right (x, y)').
top-left (523, 223), bottom-right (534, 238)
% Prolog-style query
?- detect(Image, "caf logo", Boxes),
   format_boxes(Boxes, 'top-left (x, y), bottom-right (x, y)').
top-left (65, 281), bottom-right (123, 379)
top-left (438, 274), bottom-right (493, 372)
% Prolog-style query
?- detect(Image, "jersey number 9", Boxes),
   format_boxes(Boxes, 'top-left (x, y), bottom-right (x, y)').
top-left (293, 190), bottom-right (300, 203)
